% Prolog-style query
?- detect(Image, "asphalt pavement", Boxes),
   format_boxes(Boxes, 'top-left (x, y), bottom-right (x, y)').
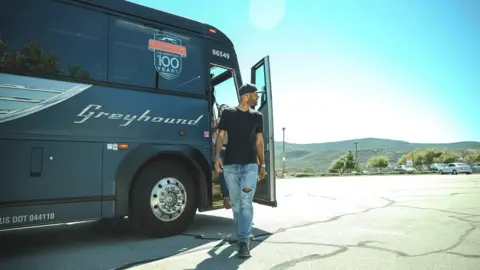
top-left (1, 174), bottom-right (479, 270)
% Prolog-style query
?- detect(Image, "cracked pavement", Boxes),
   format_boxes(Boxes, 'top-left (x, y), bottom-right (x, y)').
top-left (1, 174), bottom-right (479, 270)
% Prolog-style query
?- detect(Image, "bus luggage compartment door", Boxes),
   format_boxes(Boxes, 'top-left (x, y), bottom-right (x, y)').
top-left (0, 139), bottom-right (103, 205)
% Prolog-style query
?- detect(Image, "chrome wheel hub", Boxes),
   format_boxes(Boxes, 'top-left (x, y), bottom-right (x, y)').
top-left (150, 177), bottom-right (187, 221)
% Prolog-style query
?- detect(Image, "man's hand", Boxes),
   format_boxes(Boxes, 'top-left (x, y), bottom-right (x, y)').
top-left (215, 158), bottom-right (223, 173)
top-left (255, 132), bottom-right (265, 181)
top-left (258, 165), bottom-right (265, 181)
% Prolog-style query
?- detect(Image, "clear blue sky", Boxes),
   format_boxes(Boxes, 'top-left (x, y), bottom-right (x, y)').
top-left (129, 0), bottom-right (479, 144)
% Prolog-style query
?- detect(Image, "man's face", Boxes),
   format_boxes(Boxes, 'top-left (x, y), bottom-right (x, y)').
top-left (248, 92), bottom-right (259, 107)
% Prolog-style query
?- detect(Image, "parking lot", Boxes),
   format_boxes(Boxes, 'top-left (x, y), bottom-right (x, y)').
top-left (1, 174), bottom-right (479, 270)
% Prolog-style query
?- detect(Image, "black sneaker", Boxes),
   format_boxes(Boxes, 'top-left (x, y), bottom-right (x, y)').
top-left (237, 241), bottom-right (251, 258)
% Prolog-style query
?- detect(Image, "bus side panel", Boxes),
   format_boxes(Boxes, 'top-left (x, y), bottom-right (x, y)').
top-left (0, 139), bottom-right (103, 203)
top-left (0, 202), bottom-right (101, 229)
top-left (0, 81), bottom-right (211, 143)
top-left (101, 143), bottom-right (127, 218)
top-left (0, 79), bottom-right (213, 219)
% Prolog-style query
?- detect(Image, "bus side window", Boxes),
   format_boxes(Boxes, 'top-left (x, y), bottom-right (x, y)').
top-left (108, 18), bottom-right (158, 89)
top-left (109, 17), bottom-right (205, 95)
top-left (252, 64), bottom-right (267, 110)
top-left (0, 0), bottom-right (108, 81)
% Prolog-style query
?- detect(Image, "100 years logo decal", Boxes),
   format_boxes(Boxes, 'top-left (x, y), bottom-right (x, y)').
top-left (148, 34), bottom-right (187, 80)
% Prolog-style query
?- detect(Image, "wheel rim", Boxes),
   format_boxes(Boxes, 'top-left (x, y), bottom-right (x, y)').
top-left (150, 177), bottom-right (187, 222)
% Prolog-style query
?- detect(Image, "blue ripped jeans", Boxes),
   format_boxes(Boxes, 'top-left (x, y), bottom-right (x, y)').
top-left (223, 163), bottom-right (258, 243)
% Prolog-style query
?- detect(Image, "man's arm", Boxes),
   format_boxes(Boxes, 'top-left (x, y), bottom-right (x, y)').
top-left (215, 130), bottom-right (226, 158)
top-left (256, 133), bottom-right (264, 166)
top-left (255, 113), bottom-right (264, 166)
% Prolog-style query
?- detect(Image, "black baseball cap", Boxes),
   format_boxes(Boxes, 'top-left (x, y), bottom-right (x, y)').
top-left (238, 83), bottom-right (264, 96)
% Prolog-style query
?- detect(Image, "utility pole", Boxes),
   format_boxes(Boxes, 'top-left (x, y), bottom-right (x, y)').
top-left (354, 142), bottom-right (358, 165)
top-left (412, 149), bottom-right (415, 167)
top-left (282, 127), bottom-right (286, 177)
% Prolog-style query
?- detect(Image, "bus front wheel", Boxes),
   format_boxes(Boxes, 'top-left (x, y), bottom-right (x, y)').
top-left (130, 160), bottom-right (197, 237)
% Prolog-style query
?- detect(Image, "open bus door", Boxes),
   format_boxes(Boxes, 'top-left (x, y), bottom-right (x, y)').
top-left (251, 56), bottom-right (277, 207)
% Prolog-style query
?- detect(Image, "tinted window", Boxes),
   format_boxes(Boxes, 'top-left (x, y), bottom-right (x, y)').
top-left (253, 65), bottom-right (267, 110)
top-left (0, 0), bottom-right (108, 81)
top-left (110, 18), bottom-right (205, 95)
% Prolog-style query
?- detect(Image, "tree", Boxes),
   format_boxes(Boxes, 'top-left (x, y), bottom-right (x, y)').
top-left (303, 167), bottom-right (315, 174)
top-left (328, 151), bottom-right (356, 175)
top-left (354, 162), bottom-right (365, 172)
top-left (423, 148), bottom-right (445, 165)
top-left (1, 40), bottom-right (62, 75)
top-left (367, 156), bottom-right (389, 169)
top-left (1, 39), bottom-right (90, 79)
top-left (412, 152), bottom-right (425, 168)
top-left (397, 149), bottom-right (458, 168)
top-left (434, 151), bottom-right (457, 164)
top-left (67, 66), bottom-right (91, 79)
top-left (0, 40), bottom-right (6, 62)
top-left (465, 151), bottom-right (480, 164)
top-left (328, 159), bottom-right (344, 174)
top-left (343, 151), bottom-right (356, 170)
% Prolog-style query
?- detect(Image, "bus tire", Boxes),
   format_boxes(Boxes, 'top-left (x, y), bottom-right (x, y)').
top-left (130, 160), bottom-right (197, 237)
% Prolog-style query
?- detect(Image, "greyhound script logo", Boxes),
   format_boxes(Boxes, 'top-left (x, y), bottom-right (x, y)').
top-left (73, 104), bottom-right (203, 127)
top-left (148, 34), bottom-right (187, 80)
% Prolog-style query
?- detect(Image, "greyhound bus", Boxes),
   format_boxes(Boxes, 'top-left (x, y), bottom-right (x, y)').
top-left (0, 0), bottom-right (277, 237)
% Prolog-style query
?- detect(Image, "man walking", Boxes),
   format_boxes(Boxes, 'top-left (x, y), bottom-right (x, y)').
top-left (214, 83), bottom-right (265, 258)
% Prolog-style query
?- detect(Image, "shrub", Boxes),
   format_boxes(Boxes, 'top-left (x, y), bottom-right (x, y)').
top-left (293, 173), bottom-right (315, 178)
top-left (413, 170), bottom-right (434, 174)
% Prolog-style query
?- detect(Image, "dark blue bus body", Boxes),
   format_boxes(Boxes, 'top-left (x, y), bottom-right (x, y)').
top-left (0, 0), bottom-right (277, 236)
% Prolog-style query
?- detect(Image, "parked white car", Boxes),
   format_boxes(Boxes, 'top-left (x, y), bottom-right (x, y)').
top-left (439, 163), bottom-right (472, 175)
top-left (472, 164), bottom-right (480, 174)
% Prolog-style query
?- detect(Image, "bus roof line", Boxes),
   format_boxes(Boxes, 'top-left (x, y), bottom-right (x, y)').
top-left (71, 0), bottom-right (234, 46)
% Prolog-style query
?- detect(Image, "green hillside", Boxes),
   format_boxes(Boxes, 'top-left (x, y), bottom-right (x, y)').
top-left (273, 138), bottom-right (480, 172)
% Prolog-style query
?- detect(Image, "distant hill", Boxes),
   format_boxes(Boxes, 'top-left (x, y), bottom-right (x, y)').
top-left (273, 138), bottom-right (480, 172)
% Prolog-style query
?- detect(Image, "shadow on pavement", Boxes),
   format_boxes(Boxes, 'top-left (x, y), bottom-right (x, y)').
top-left (184, 212), bottom-right (272, 242)
top-left (175, 213), bottom-right (271, 270)
top-left (189, 239), bottom-right (264, 270)
top-left (0, 213), bottom-right (272, 270)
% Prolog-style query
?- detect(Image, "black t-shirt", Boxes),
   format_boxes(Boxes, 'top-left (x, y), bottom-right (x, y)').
top-left (217, 107), bottom-right (263, 165)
